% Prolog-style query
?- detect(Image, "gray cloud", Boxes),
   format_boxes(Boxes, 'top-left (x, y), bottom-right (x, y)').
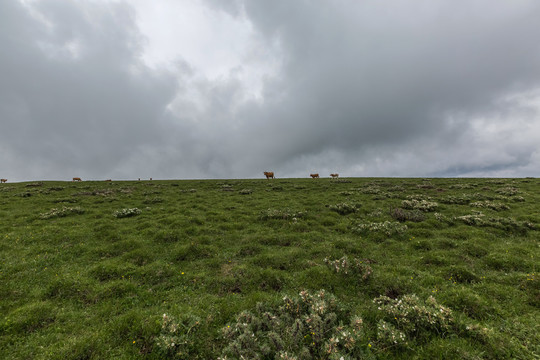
top-left (1, 0), bottom-right (177, 180)
top-left (2, 0), bottom-right (540, 181)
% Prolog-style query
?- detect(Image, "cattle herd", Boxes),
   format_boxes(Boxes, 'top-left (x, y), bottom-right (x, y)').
top-left (264, 172), bottom-right (339, 179)
top-left (0, 174), bottom-right (341, 183)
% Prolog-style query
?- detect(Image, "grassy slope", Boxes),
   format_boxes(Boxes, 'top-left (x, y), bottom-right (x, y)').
top-left (0, 178), bottom-right (538, 359)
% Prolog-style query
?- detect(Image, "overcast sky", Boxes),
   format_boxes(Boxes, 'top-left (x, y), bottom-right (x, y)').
top-left (2, 0), bottom-right (540, 181)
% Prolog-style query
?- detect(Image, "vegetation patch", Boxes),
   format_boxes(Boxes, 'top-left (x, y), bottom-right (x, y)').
top-left (1, 177), bottom-right (538, 359)
top-left (113, 208), bottom-right (142, 218)
top-left (40, 206), bottom-right (85, 219)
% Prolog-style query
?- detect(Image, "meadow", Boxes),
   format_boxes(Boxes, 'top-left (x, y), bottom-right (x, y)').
top-left (0, 177), bottom-right (538, 359)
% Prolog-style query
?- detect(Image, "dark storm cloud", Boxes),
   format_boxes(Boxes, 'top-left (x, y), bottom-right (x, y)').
top-left (202, 0), bottom-right (540, 177)
top-left (0, 0), bottom-right (178, 180)
top-left (2, 0), bottom-right (540, 181)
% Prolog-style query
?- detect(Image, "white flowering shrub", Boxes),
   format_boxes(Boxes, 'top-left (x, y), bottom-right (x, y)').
top-left (373, 294), bottom-right (453, 346)
top-left (220, 290), bottom-right (367, 359)
top-left (156, 313), bottom-right (201, 358)
top-left (40, 206), bottom-right (85, 219)
top-left (470, 201), bottom-right (510, 211)
top-left (329, 202), bottom-right (359, 215)
top-left (324, 256), bottom-right (373, 281)
top-left (353, 221), bottom-right (408, 236)
top-left (113, 208), bottom-right (141, 218)
top-left (454, 213), bottom-right (535, 233)
top-left (401, 199), bottom-right (438, 212)
top-left (495, 187), bottom-right (519, 196)
top-left (376, 320), bottom-right (408, 348)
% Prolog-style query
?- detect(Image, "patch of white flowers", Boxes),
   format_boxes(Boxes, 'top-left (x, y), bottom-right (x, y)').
top-left (113, 208), bottom-right (141, 218)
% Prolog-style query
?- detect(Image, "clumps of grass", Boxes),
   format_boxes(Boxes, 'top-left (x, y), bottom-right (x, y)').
top-left (389, 207), bottom-right (425, 222)
top-left (470, 201), bottom-right (509, 211)
top-left (113, 208), bottom-right (141, 218)
top-left (495, 187), bottom-right (519, 196)
top-left (329, 202), bottom-right (359, 215)
top-left (439, 195), bottom-right (472, 205)
top-left (373, 294), bottom-right (453, 347)
top-left (401, 199), bottom-right (438, 212)
top-left (260, 208), bottom-right (306, 220)
top-left (221, 184), bottom-right (234, 192)
top-left (25, 182), bottom-right (43, 187)
top-left (239, 189), bottom-right (253, 195)
top-left (40, 206), bottom-right (85, 219)
top-left (220, 290), bottom-right (366, 359)
top-left (353, 221), bottom-right (408, 236)
top-left (156, 313), bottom-right (201, 358)
top-left (454, 212), bottom-right (486, 226)
top-left (454, 212), bottom-right (535, 233)
top-left (324, 256), bottom-right (373, 281)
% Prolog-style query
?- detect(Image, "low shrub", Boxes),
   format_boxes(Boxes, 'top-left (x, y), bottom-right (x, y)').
top-left (40, 206), bottom-right (85, 219)
top-left (353, 221), bottom-right (408, 236)
top-left (470, 201), bottom-right (509, 211)
top-left (113, 208), bottom-right (142, 218)
top-left (390, 207), bottom-right (425, 222)
top-left (329, 202), bottom-right (359, 215)
top-left (323, 256), bottom-right (373, 281)
top-left (220, 290), bottom-right (367, 359)
top-left (401, 199), bottom-right (438, 212)
top-left (155, 313), bottom-right (201, 358)
top-left (373, 294), bottom-right (453, 345)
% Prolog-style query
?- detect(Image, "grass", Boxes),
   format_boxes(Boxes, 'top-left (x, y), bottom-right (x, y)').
top-left (0, 178), bottom-right (538, 359)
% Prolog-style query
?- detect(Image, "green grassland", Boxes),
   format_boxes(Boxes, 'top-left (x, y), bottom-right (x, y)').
top-left (0, 177), bottom-right (538, 359)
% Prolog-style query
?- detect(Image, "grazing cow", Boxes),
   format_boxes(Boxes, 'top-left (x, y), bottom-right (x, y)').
top-left (105, 179), bottom-right (112, 182)
top-left (264, 171), bottom-right (275, 179)
top-left (72, 177), bottom-right (82, 182)
top-left (330, 173), bottom-right (339, 179)
top-left (310, 173), bottom-right (319, 178)
top-left (0, 179), bottom-right (7, 183)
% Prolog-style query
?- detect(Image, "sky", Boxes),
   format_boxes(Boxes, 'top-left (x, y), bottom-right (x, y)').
top-left (2, 0), bottom-right (540, 181)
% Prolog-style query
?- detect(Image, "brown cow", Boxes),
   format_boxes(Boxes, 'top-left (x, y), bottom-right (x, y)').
top-left (330, 173), bottom-right (339, 179)
top-left (0, 179), bottom-right (7, 183)
top-left (105, 179), bottom-right (112, 182)
top-left (264, 171), bottom-right (275, 179)
top-left (310, 173), bottom-right (319, 178)
top-left (72, 177), bottom-right (82, 182)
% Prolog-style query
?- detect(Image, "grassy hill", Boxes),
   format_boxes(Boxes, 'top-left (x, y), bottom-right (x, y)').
top-left (0, 177), bottom-right (538, 359)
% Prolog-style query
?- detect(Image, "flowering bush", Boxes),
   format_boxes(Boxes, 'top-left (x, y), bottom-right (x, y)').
top-left (324, 256), bottom-right (373, 281)
top-left (329, 202), bottom-right (359, 215)
top-left (220, 290), bottom-right (367, 359)
top-left (113, 208), bottom-right (141, 218)
top-left (454, 212), bottom-right (535, 233)
top-left (495, 187), bottom-right (519, 196)
top-left (40, 206), bottom-right (85, 219)
top-left (401, 199), bottom-right (438, 212)
top-left (470, 201), bottom-right (509, 211)
top-left (156, 313), bottom-right (201, 358)
top-left (373, 294), bottom-right (453, 347)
